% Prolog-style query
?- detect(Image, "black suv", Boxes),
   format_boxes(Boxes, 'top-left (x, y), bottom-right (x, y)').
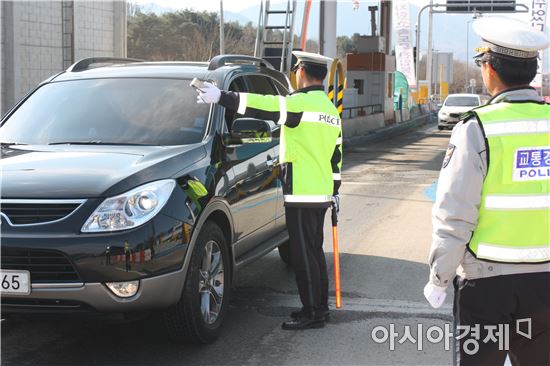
top-left (0, 56), bottom-right (293, 343)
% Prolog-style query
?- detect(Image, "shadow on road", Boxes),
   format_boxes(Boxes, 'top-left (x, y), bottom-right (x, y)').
top-left (1, 253), bottom-right (444, 366)
top-left (343, 127), bottom-right (451, 173)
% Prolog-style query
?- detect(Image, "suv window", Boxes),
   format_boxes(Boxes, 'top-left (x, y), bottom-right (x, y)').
top-left (1, 78), bottom-right (210, 146)
top-left (223, 76), bottom-right (250, 131)
top-left (222, 74), bottom-right (286, 133)
top-left (246, 75), bottom-right (278, 95)
top-left (271, 76), bottom-right (290, 96)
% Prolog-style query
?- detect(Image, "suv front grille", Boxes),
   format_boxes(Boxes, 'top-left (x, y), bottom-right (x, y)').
top-left (0, 202), bottom-right (81, 225)
top-left (1, 248), bottom-right (80, 283)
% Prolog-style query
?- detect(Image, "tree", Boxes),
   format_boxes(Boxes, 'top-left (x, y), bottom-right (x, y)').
top-left (414, 56), bottom-right (484, 94)
top-left (450, 59), bottom-right (483, 94)
top-left (128, 9), bottom-right (258, 61)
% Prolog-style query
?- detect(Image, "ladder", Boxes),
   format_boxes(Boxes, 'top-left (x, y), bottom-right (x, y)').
top-left (254, 0), bottom-right (297, 74)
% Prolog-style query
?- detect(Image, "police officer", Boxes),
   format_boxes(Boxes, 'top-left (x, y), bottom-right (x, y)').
top-left (424, 17), bottom-right (550, 365)
top-left (195, 51), bottom-right (342, 330)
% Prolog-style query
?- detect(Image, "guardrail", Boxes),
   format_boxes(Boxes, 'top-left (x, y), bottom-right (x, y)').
top-left (342, 104), bottom-right (382, 119)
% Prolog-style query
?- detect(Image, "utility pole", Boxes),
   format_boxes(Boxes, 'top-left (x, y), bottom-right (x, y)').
top-left (319, 0), bottom-right (337, 58)
top-left (426, 0), bottom-right (433, 101)
top-left (465, 13), bottom-right (480, 93)
top-left (219, 0), bottom-right (225, 55)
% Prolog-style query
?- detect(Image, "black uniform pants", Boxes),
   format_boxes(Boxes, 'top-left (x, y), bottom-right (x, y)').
top-left (285, 206), bottom-right (329, 318)
top-left (453, 272), bottom-right (550, 366)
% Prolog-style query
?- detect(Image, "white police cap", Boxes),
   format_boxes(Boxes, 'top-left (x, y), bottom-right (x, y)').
top-left (472, 17), bottom-right (549, 59)
top-left (292, 51), bottom-right (333, 67)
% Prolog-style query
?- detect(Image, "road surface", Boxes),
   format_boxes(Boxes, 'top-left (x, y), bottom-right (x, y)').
top-left (2, 123), bottom-right (459, 366)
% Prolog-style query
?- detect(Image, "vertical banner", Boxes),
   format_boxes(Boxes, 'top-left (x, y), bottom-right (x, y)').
top-left (527, 0), bottom-right (548, 89)
top-left (394, 0), bottom-right (417, 89)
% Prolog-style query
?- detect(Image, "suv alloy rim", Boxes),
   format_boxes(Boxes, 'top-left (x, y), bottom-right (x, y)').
top-left (198, 240), bottom-right (224, 324)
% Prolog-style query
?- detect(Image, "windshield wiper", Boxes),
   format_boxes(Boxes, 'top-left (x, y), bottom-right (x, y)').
top-left (48, 141), bottom-right (150, 146)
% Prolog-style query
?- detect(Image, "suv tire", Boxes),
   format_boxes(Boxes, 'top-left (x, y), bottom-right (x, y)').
top-left (163, 221), bottom-right (230, 344)
top-left (278, 240), bottom-right (292, 267)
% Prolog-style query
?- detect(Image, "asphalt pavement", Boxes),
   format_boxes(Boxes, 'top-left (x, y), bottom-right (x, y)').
top-left (2, 122), bottom-right (460, 366)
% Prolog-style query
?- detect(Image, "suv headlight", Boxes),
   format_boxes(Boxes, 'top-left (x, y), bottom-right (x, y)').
top-left (82, 180), bottom-right (176, 233)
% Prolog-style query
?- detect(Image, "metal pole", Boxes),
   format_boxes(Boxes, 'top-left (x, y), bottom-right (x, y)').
top-left (465, 13), bottom-right (480, 93)
top-left (319, 0), bottom-right (325, 55)
top-left (254, 0), bottom-right (264, 57)
top-left (427, 0), bottom-right (433, 102)
top-left (219, 0), bottom-right (225, 55)
top-left (415, 4), bottom-right (431, 95)
top-left (323, 0), bottom-right (337, 58)
top-left (466, 22), bottom-right (469, 93)
top-left (414, 2), bottom-right (528, 95)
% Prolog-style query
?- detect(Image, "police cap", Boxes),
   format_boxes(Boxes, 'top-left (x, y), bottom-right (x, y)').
top-left (472, 17), bottom-right (549, 60)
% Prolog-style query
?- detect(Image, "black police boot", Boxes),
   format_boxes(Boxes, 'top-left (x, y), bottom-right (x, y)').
top-left (290, 307), bottom-right (330, 322)
top-left (281, 313), bottom-right (325, 330)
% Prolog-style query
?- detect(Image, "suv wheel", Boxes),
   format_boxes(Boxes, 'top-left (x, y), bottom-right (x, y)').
top-left (163, 222), bottom-right (230, 344)
top-left (278, 240), bottom-right (292, 266)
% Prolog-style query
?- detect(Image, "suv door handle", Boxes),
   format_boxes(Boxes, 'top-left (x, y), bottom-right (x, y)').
top-left (266, 155), bottom-right (278, 168)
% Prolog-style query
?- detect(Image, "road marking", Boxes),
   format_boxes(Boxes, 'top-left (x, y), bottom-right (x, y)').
top-left (234, 289), bottom-right (452, 319)
top-left (425, 180), bottom-right (438, 202)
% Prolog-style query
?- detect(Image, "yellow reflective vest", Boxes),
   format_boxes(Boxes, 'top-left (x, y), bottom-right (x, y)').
top-left (234, 86), bottom-right (342, 207)
top-left (467, 101), bottom-right (550, 263)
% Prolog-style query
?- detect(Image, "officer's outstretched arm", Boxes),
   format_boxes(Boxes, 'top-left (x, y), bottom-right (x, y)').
top-left (219, 92), bottom-right (304, 127)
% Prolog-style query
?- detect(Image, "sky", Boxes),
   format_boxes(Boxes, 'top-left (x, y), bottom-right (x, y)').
top-left (133, 0), bottom-right (534, 15)
top-left (132, 0), bottom-right (546, 37)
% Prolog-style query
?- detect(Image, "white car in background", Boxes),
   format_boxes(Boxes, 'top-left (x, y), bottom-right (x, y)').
top-left (438, 93), bottom-right (481, 130)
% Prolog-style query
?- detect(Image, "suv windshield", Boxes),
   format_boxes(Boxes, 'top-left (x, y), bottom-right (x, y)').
top-left (444, 96), bottom-right (479, 107)
top-left (0, 78), bottom-right (210, 146)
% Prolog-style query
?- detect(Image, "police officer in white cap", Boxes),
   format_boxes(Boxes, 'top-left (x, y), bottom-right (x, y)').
top-left (195, 51), bottom-right (343, 330)
top-left (424, 17), bottom-right (550, 365)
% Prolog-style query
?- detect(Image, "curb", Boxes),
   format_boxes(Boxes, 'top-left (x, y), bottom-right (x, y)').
top-left (344, 112), bottom-right (437, 147)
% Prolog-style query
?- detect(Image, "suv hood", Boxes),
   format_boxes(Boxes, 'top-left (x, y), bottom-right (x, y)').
top-left (0, 144), bottom-right (206, 198)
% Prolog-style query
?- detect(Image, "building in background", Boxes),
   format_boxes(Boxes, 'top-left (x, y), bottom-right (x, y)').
top-left (344, 1), bottom-right (396, 123)
top-left (431, 52), bottom-right (453, 99)
top-left (1, 1), bottom-right (127, 116)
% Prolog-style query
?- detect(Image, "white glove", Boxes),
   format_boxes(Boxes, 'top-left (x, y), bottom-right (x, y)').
top-left (331, 194), bottom-right (340, 213)
top-left (196, 82), bottom-right (221, 104)
top-left (423, 282), bottom-right (447, 309)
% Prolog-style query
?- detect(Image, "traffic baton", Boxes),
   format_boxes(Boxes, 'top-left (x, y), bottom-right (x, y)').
top-left (328, 58), bottom-right (344, 309)
top-left (331, 206), bottom-right (342, 309)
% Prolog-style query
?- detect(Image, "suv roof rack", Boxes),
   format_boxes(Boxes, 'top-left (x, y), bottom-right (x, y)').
top-left (67, 57), bottom-right (145, 72)
top-left (208, 55), bottom-right (274, 71)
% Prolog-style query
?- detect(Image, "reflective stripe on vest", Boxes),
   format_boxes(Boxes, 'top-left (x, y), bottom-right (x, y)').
top-left (468, 101), bottom-right (550, 263)
top-left (284, 194), bottom-right (332, 203)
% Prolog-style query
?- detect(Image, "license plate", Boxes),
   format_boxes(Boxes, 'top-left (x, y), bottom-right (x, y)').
top-left (0, 270), bottom-right (31, 295)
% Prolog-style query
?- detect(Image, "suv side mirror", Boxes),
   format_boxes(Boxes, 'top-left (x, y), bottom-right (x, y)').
top-left (227, 118), bottom-right (273, 144)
